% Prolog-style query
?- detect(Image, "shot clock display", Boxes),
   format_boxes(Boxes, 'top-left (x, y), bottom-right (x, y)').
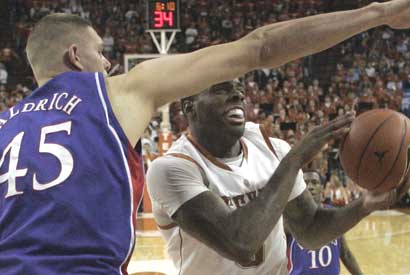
top-left (147, 0), bottom-right (180, 30)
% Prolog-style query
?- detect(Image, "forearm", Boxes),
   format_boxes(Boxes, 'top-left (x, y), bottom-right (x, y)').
top-left (342, 253), bottom-right (363, 275)
top-left (226, 153), bottom-right (301, 253)
top-left (341, 237), bottom-right (363, 275)
top-left (302, 199), bottom-right (369, 249)
top-left (249, 2), bottom-right (386, 68)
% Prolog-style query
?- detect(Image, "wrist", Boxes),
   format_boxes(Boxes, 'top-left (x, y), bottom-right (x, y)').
top-left (283, 151), bottom-right (303, 169)
top-left (357, 196), bottom-right (373, 216)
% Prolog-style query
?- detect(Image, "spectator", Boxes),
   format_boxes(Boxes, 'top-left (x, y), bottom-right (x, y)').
top-left (0, 63), bottom-right (7, 85)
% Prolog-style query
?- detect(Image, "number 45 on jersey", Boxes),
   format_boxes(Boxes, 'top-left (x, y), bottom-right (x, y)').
top-left (0, 121), bottom-right (73, 198)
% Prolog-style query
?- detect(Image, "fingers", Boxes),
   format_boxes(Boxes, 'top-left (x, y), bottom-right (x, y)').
top-left (318, 113), bottom-right (355, 141)
top-left (326, 112), bottom-right (355, 130)
top-left (396, 171), bottom-right (410, 200)
top-left (329, 127), bottom-right (351, 139)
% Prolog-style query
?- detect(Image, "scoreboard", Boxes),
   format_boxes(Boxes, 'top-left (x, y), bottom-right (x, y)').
top-left (147, 0), bottom-right (180, 31)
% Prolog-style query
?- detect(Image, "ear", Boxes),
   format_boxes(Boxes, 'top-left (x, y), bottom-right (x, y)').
top-left (182, 101), bottom-right (193, 113)
top-left (182, 101), bottom-right (196, 118)
top-left (66, 44), bottom-right (84, 71)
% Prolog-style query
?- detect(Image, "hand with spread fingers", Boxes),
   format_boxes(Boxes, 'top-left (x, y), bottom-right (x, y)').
top-left (289, 112), bottom-right (355, 167)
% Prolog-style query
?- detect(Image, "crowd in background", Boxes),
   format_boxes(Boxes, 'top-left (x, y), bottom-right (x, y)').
top-left (1, 0), bottom-right (410, 207)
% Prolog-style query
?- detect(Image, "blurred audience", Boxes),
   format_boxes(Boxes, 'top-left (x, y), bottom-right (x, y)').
top-left (2, 0), bottom-right (410, 206)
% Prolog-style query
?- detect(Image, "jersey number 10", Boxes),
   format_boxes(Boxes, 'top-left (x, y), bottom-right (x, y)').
top-left (308, 245), bottom-right (333, 269)
top-left (0, 121), bottom-right (73, 198)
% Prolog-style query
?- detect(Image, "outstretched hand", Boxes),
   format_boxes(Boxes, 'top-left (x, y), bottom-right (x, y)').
top-left (361, 171), bottom-right (410, 213)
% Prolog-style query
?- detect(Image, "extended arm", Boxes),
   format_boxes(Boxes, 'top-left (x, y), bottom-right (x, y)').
top-left (340, 236), bottom-right (363, 275)
top-left (124, 2), bottom-right (392, 106)
top-left (106, 1), bottom-right (410, 143)
top-left (284, 190), bottom-right (369, 250)
top-left (284, 177), bottom-right (402, 250)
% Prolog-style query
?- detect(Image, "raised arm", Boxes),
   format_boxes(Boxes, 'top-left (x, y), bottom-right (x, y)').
top-left (107, 1), bottom-right (410, 143)
top-left (283, 183), bottom-right (404, 250)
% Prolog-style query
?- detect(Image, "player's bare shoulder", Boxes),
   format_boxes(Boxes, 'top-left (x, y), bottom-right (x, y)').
top-left (105, 73), bottom-right (156, 145)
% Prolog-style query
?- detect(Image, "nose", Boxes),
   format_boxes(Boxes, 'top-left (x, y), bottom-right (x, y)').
top-left (229, 90), bottom-right (245, 103)
top-left (103, 56), bottom-right (111, 72)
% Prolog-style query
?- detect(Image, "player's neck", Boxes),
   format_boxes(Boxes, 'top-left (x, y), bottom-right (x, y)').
top-left (37, 77), bottom-right (51, 87)
top-left (189, 130), bottom-right (241, 158)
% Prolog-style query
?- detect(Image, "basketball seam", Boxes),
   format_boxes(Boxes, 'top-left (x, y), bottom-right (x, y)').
top-left (355, 114), bottom-right (395, 181)
top-left (373, 117), bottom-right (407, 190)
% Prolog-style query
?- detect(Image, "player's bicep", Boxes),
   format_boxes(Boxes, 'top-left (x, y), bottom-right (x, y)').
top-left (123, 38), bottom-right (260, 108)
top-left (284, 189), bottom-right (318, 239)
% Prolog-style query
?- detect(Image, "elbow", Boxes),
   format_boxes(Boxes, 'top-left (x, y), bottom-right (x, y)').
top-left (246, 28), bottom-right (284, 69)
top-left (215, 236), bottom-right (260, 263)
top-left (299, 240), bottom-right (322, 251)
top-left (295, 233), bottom-right (324, 250)
top-left (224, 243), bottom-right (260, 264)
top-left (241, 30), bottom-right (272, 69)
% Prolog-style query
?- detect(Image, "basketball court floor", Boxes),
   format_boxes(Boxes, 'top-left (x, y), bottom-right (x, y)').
top-left (128, 210), bottom-right (410, 275)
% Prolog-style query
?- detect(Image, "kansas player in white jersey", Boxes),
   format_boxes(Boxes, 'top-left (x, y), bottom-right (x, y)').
top-left (3, 2), bottom-right (410, 273)
top-left (147, 81), bottom-right (409, 275)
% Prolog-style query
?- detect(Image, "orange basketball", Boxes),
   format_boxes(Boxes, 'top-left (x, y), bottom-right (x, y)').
top-left (339, 109), bottom-right (410, 192)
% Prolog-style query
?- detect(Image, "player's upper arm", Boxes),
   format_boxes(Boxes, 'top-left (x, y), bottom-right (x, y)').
top-left (146, 155), bottom-right (209, 217)
top-left (116, 36), bottom-right (262, 109)
top-left (106, 35), bottom-right (263, 144)
top-left (105, 38), bottom-right (261, 144)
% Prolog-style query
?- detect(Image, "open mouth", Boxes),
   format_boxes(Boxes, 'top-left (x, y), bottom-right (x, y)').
top-left (224, 107), bottom-right (245, 125)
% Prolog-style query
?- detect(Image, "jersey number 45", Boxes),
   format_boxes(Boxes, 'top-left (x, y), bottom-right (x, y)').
top-left (0, 121), bottom-right (73, 198)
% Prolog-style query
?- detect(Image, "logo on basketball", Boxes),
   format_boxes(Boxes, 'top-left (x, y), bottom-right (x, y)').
top-left (374, 150), bottom-right (388, 164)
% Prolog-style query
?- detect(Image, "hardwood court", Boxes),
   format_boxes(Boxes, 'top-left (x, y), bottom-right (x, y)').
top-left (129, 210), bottom-right (410, 275)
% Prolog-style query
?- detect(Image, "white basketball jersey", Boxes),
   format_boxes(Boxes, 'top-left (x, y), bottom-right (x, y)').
top-left (152, 122), bottom-right (306, 275)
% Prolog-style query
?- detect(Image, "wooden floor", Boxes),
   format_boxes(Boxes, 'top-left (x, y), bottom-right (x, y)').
top-left (129, 210), bottom-right (410, 275)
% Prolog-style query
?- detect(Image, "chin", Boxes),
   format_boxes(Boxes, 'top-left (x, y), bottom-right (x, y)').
top-left (227, 123), bottom-right (245, 139)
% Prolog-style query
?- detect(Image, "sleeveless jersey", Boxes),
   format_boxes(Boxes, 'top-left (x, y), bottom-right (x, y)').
top-left (150, 122), bottom-right (306, 275)
top-left (287, 205), bottom-right (341, 275)
top-left (0, 72), bottom-right (144, 275)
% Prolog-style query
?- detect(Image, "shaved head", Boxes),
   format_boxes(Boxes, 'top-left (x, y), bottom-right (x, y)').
top-left (26, 13), bottom-right (94, 79)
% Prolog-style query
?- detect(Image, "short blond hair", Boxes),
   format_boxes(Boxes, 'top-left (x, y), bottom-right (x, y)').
top-left (26, 13), bottom-right (91, 77)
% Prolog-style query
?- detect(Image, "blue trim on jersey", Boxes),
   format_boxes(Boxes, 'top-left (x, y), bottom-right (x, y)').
top-left (287, 204), bottom-right (341, 275)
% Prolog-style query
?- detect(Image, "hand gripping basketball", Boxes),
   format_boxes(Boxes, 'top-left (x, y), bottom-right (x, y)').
top-left (290, 113), bottom-right (355, 166)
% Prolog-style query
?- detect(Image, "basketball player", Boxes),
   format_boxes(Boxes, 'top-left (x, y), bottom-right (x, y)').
top-left (287, 171), bottom-right (363, 275)
top-left (2, 0), bottom-right (410, 273)
top-left (147, 82), bottom-right (409, 275)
